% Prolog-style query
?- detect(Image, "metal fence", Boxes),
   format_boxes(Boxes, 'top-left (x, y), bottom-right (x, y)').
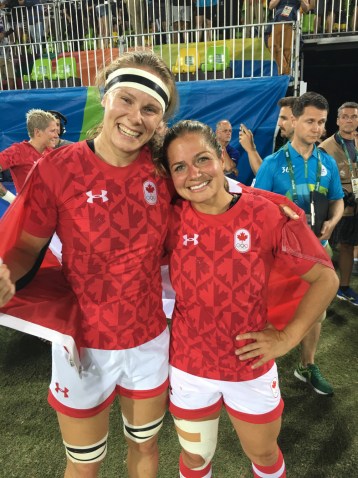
top-left (0, 1), bottom-right (356, 92)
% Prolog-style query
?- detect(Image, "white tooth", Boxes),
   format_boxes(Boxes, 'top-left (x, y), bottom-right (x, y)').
top-left (190, 181), bottom-right (209, 190)
top-left (118, 125), bottom-right (140, 137)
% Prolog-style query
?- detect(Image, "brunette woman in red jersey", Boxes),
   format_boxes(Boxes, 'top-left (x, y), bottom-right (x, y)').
top-left (159, 119), bottom-right (338, 478)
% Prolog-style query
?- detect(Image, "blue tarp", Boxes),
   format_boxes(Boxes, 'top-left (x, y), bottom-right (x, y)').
top-left (0, 76), bottom-right (289, 213)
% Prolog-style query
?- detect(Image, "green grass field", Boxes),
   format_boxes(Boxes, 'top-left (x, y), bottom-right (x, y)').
top-left (0, 275), bottom-right (357, 478)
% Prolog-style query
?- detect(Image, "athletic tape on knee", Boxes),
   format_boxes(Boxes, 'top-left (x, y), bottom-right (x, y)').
top-left (122, 414), bottom-right (164, 443)
top-left (63, 433), bottom-right (108, 464)
top-left (173, 417), bottom-right (219, 471)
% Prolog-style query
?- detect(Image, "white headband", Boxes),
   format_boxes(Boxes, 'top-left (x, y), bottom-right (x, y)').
top-left (104, 67), bottom-right (170, 112)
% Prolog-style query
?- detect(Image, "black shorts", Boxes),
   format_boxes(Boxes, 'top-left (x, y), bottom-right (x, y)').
top-left (331, 214), bottom-right (358, 246)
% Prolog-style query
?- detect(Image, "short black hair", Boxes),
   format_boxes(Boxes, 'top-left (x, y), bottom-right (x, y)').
top-left (292, 92), bottom-right (329, 118)
top-left (278, 96), bottom-right (296, 109)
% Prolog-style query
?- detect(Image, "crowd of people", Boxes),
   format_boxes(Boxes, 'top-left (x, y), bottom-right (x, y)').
top-left (0, 0), bottom-right (357, 51)
top-left (1, 1), bottom-right (358, 90)
top-left (0, 46), bottom-right (357, 477)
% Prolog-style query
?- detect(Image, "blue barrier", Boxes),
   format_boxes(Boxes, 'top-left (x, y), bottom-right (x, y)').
top-left (230, 60), bottom-right (279, 78)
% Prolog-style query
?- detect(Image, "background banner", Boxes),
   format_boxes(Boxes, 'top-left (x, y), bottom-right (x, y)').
top-left (0, 76), bottom-right (289, 208)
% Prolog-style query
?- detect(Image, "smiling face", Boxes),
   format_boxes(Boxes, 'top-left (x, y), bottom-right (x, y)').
top-left (38, 120), bottom-right (59, 150)
top-left (292, 106), bottom-right (327, 147)
top-left (167, 132), bottom-right (231, 213)
top-left (99, 71), bottom-right (164, 164)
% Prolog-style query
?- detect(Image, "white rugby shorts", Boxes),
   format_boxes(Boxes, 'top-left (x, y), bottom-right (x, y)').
top-left (169, 363), bottom-right (283, 424)
top-left (48, 328), bottom-right (170, 418)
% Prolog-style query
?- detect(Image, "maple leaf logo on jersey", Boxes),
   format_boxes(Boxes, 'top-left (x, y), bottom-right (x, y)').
top-left (270, 377), bottom-right (279, 398)
top-left (234, 228), bottom-right (250, 253)
top-left (143, 180), bottom-right (157, 205)
top-left (237, 231), bottom-right (248, 242)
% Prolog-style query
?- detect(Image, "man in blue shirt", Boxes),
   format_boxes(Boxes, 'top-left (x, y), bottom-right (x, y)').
top-left (216, 119), bottom-right (255, 185)
top-left (255, 92), bottom-right (344, 396)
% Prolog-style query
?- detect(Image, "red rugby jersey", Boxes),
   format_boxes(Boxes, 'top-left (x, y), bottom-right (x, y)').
top-left (21, 141), bottom-right (170, 350)
top-left (0, 141), bottom-right (51, 192)
top-left (166, 193), bottom-right (323, 382)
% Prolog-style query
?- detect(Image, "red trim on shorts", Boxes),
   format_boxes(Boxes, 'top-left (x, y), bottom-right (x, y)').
top-left (116, 378), bottom-right (169, 399)
top-left (169, 397), bottom-right (223, 419)
top-left (179, 454), bottom-right (212, 477)
top-left (225, 397), bottom-right (284, 424)
top-left (47, 389), bottom-right (117, 418)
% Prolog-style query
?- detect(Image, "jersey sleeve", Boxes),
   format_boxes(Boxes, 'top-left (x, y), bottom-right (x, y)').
top-left (266, 207), bottom-right (334, 330)
top-left (0, 144), bottom-right (23, 171)
top-left (275, 217), bottom-right (333, 276)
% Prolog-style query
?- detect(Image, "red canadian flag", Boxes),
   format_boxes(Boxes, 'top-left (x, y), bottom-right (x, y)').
top-left (0, 165), bottom-right (82, 370)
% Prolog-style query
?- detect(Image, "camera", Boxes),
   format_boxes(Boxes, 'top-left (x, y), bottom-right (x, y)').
top-left (343, 188), bottom-right (357, 208)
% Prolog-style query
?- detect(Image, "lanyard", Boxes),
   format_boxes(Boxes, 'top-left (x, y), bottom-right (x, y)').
top-left (284, 143), bottom-right (322, 204)
top-left (336, 132), bottom-right (358, 179)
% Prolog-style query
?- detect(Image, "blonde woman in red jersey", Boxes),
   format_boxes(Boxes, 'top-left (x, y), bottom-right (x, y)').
top-left (0, 51), bottom-right (178, 478)
top-left (159, 120), bottom-right (338, 478)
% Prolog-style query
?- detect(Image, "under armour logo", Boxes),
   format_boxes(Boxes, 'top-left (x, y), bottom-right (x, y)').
top-left (55, 382), bottom-right (69, 398)
top-left (270, 377), bottom-right (279, 398)
top-left (183, 234), bottom-right (199, 246)
top-left (86, 190), bottom-right (108, 203)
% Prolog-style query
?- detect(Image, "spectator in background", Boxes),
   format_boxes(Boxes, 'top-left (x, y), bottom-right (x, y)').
top-left (125, 0), bottom-right (145, 45)
top-left (3, 0), bottom-right (27, 45)
top-left (217, 0), bottom-right (244, 39)
top-left (95, 0), bottom-right (112, 48)
top-left (60, 0), bottom-right (83, 46)
top-left (314, 0), bottom-right (340, 33)
top-left (171, 0), bottom-right (191, 44)
top-left (319, 101), bottom-right (358, 306)
top-left (267, 0), bottom-right (310, 75)
top-left (0, 109), bottom-right (57, 204)
top-left (215, 119), bottom-right (239, 180)
top-left (46, 110), bottom-right (73, 148)
top-left (254, 92), bottom-right (344, 396)
top-left (148, 0), bottom-right (167, 45)
top-left (242, 0), bottom-right (265, 37)
top-left (19, 0), bottom-right (46, 55)
top-left (82, 0), bottom-right (96, 37)
top-left (195, 0), bottom-right (218, 42)
top-left (0, 24), bottom-right (15, 89)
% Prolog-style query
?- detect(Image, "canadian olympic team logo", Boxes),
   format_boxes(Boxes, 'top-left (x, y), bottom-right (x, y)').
top-left (143, 180), bottom-right (157, 205)
top-left (234, 229), bottom-right (250, 253)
